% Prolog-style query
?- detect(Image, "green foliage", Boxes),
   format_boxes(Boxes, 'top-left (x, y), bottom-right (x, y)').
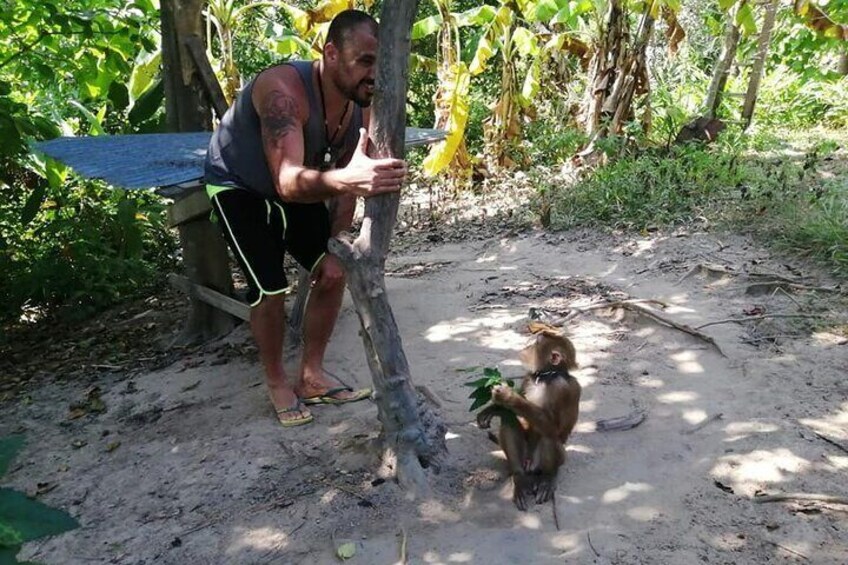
top-left (0, 179), bottom-right (176, 322)
top-left (541, 141), bottom-right (745, 230)
top-left (465, 367), bottom-right (515, 411)
top-left (0, 436), bottom-right (79, 564)
top-left (0, 0), bottom-right (175, 324)
top-left (754, 70), bottom-right (848, 130)
top-left (522, 120), bottom-right (585, 164)
top-left (535, 128), bottom-right (848, 277)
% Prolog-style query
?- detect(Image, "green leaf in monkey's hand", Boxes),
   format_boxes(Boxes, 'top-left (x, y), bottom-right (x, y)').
top-left (465, 367), bottom-right (515, 412)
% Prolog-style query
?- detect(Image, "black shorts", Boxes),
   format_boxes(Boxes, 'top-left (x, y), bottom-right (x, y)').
top-left (207, 185), bottom-right (330, 306)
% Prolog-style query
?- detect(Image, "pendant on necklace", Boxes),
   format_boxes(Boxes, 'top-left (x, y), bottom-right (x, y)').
top-left (324, 149), bottom-right (332, 164)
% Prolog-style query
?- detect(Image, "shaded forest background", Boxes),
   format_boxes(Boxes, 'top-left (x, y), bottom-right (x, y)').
top-left (1, 0), bottom-right (846, 326)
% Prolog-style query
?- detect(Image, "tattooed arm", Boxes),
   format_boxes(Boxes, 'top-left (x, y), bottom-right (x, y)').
top-left (253, 67), bottom-right (406, 203)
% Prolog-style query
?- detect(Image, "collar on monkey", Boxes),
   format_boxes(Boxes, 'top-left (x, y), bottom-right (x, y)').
top-left (533, 369), bottom-right (564, 384)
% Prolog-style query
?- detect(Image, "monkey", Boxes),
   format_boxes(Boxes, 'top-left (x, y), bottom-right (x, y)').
top-left (477, 330), bottom-right (581, 510)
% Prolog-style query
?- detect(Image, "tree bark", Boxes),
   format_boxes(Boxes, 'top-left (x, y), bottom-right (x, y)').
top-left (742, 0), bottom-right (779, 130)
top-left (838, 49), bottom-right (848, 76)
top-left (329, 0), bottom-right (446, 495)
top-left (582, 0), bottom-right (627, 137)
top-left (607, 9), bottom-right (655, 134)
top-left (575, 4), bottom-right (654, 166)
top-left (161, 0), bottom-right (235, 343)
top-left (704, 1), bottom-right (744, 119)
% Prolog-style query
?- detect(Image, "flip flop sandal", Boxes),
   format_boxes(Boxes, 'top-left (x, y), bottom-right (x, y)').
top-left (301, 386), bottom-right (372, 406)
top-left (274, 399), bottom-right (314, 427)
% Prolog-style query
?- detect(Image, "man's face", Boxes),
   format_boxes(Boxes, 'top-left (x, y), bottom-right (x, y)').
top-left (327, 24), bottom-right (378, 107)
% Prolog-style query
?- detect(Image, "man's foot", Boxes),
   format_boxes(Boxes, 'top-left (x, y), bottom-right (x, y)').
top-left (301, 386), bottom-right (372, 406)
top-left (297, 372), bottom-right (372, 405)
top-left (268, 382), bottom-right (312, 426)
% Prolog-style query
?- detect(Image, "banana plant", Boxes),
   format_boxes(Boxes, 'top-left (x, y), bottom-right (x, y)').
top-left (278, 0), bottom-right (373, 57)
top-left (576, 0), bottom-right (684, 164)
top-left (417, 1), bottom-right (498, 177)
top-left (421, 0), bottom-right (594, 175)
top-left (205, 0), bottom-right (281, 101)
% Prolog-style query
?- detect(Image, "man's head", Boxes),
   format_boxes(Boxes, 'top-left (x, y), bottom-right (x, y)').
top-left (323, 10), bottom-right (378, 107)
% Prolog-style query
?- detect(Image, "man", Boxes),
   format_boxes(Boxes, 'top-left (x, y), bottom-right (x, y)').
top-left (204, 10), bottom-right (406, 426)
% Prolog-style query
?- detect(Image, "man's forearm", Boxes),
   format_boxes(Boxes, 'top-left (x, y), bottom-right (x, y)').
top-left (277, 166), bottom-right (347, 203)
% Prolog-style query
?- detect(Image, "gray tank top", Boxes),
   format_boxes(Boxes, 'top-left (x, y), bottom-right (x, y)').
top-left (204, 60), bottom-right (363, 200)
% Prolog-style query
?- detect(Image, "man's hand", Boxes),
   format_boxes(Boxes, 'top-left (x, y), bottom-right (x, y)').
top-left (338, 128), bottom-right (407, 197)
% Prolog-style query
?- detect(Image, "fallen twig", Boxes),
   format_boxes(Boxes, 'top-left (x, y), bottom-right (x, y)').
top-left (762, 539), bottom-right (809, 561)
top-left (415, 384), bottom-right (443, 408)
top-left (747, 270), bottom-right (809, 283)
top-left (696, 314), bottom-right (823, 330)
top-left (468, 303), bottom-right (510, 311)
top-left (753, 493), bottom-right (848, 505)
top-left (561, 299), bottom-right (668, 323)
top-left (596, 410), bottom-right (646, 432)
top-left (677, 263), bottom-right (737, 284)
top-left (746, 281), bottom-right (844, 296)
top-left (587, 532), bottom-right (600, 558)
top-left (90, 364), bottom-right (123, 371)
top-left (616, 301), bottom-right (727, 357)
top-left (682, 413), bottom-right (723, 435)
top-left (812, 432), bottom-right (848, 456)
top-left (774, 286), bottom-right (802, 308)
top-left (323, 478), bottom-right (372, 504)
top-left (398, 527), bottom-right (408, 565)
top-left (742, 334), bottom-right (801, 345)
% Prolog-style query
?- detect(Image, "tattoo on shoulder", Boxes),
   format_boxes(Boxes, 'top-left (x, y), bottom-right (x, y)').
top-left (260, 91), bottom-right (299, 146)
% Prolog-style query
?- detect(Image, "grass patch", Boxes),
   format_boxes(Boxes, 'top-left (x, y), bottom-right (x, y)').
top-left (532, 128), bottom-right (848, 276)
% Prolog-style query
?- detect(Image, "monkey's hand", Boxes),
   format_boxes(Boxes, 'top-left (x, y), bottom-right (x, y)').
top-left (491, 384), bottom-right (515, 405)
top-left (476, 406), bottom-right (495, 429)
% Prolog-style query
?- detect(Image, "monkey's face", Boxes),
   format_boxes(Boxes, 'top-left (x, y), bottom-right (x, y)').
top-left (519, 340), bottom-right (542, 372)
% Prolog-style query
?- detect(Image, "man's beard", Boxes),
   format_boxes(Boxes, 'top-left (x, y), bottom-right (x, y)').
top-left (344, 80), bottom-right (374, 107)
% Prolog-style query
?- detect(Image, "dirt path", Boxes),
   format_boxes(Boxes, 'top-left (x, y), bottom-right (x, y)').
top-left (3, 227), bottom-right (847, 564)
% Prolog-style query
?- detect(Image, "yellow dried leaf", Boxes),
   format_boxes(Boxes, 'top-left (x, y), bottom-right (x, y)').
top-left (422, 63), bottom-right (471, 177)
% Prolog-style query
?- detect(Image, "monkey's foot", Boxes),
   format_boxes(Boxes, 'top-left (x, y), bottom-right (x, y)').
top-left (535, 476), bottom-right (556, 504)
top-left (512, 475), bottom-right (534, 511)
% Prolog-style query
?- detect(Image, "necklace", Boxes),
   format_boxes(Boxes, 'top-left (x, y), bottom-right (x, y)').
top-left (317, 63), bottom-right (350, 165)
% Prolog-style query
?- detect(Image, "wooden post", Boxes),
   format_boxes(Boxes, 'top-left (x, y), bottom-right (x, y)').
top-left (161, 0), bottom-right (236, 343)
top-left (329, 0), bottom-right (446, 495)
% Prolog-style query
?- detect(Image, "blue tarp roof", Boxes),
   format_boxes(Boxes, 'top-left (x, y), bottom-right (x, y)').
top-left (34, 128), bottom-right (446, 191)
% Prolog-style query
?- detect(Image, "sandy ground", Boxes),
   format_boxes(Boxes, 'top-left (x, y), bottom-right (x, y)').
top-left (3, 224), bottom-right (848, 564)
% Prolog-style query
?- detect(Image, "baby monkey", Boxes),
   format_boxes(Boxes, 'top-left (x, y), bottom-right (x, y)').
top-left (477, 330), bottom-right (581, 510)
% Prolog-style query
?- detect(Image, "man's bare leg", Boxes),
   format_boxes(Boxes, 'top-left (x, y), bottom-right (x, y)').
top-left (251, 294), bottom-right (310, 421)
top-left (296, 257), bottom-right (360, 400)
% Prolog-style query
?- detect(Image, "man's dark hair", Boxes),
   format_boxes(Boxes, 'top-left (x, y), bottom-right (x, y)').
top-left (326, 10), bottom-right (378, 49)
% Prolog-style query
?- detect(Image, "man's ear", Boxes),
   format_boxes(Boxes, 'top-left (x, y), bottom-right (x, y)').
top-left (324, 42), bottom-right (338, 63)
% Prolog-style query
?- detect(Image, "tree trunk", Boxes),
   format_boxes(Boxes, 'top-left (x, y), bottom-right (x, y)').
top-left (582, 0), bottom-right (627, 136)
top-left (161, 0), bottom-right (235, 343)
top-left (575, 4), bottom-right (654, 166)
top-left (838, 49), bottom-right (848, 76)
top-left (704, 0), bottom-right (744, 119)
top-left (742, 0), bottom-right (779, 130)
top-left (328, 0), bottom-right (446, 495)
top-left (607, 9), bottom-right (655, 134)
